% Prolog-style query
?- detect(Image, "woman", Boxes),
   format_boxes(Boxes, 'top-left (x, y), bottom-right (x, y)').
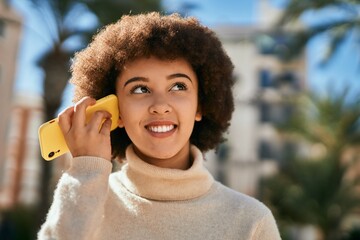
top-left (38, 12), bottom-right (281, 240)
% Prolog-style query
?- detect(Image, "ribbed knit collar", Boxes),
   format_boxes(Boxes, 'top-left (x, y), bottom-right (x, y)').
top-left (118, 144), bottom-right (214, 201)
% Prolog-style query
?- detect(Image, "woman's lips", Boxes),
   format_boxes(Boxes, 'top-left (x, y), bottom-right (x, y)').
top-left (146, 125), bottom-right (175, 133)
top-left (145, 121), bottom-right (177, 137)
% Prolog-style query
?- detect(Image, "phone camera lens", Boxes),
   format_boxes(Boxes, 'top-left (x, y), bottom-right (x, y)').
top-left (48, 152), bottom-right (55, 158)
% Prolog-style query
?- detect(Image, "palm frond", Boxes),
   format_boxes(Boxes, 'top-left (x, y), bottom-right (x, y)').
top-left (278, 0), bottom-right (359, 26)
top-left (274, 0), bottom-right (360, 61)
top-left (262, 88), bottom-right (360, 236)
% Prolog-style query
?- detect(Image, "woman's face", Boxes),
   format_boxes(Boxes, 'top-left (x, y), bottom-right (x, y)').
top-left (116, 57), bottom-right (202, 169)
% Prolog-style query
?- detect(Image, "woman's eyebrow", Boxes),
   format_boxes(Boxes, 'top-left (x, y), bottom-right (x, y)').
top-left (167, 73), bottom-right (192, 82)
top-left (123, 77), bottom-right (148, 87)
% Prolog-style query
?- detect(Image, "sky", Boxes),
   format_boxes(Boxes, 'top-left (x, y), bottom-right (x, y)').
top-left (163, 0), bottom-right (256, 25)
top-left (301, 5), bottom-right (360, 100)
top-left (9, 0), bottom-right (360, 109)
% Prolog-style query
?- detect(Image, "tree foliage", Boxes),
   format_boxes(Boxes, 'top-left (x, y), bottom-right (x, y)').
top-left (272, 0), bottom-right (360, 61)
top-left (261, 91), bottom-right (360, 240)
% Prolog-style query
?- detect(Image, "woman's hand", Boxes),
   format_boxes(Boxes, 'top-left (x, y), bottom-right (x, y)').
top-left (58, 97), bottom-right (112, 160)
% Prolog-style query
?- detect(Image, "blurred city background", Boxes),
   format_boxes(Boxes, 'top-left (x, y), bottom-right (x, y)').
top-left (1, 0), bottom-right (360, 239)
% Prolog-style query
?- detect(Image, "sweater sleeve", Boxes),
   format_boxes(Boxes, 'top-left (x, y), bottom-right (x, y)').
top-left (251, 210), bottom-right (282, 240)
top-left (37, 156), bottom-right (113, 240)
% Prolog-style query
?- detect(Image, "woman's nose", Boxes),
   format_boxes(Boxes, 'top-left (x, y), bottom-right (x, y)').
top-left (149, 94), bottom-right (172, 114)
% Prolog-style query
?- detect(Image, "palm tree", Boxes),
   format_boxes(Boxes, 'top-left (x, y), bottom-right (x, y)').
top-left (261, 90), bottom-right (360, 240)
top-left (25, 0), bottom-right (162, 231)
top-left (272, 0), bottom-right (360, 61)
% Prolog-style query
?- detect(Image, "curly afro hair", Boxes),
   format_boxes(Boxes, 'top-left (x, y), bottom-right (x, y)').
top-left (70, 12), bottom-right (235, 159)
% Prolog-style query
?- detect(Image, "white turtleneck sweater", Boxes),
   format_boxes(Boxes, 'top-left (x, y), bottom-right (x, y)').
top-left (38, 145), bottom-right (281, 240)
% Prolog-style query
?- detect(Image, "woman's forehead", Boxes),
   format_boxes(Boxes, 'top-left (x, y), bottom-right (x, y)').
top-left (119, 57), bottom-right (195, 76)
top-left (115, 57), bottom-right (198, 88)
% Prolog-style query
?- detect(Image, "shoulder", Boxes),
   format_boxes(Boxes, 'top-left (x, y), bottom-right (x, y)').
top-left (205, 182), bottom-right (281, 239)
top-left (210, 181), bottom-right (272, 219)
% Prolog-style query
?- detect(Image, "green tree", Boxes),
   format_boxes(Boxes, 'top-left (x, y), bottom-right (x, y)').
top-left (273, 0), bottom-right (360, 61)
top-left (23, 0), bottom-right (162, 234)
top-left (261, 91), bottom-right (360, 240)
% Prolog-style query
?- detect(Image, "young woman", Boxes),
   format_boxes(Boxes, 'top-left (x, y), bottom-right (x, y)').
top-left (38, 12), bottom-right (281, 240)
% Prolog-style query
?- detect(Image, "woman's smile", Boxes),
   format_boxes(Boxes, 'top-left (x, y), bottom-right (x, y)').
top-left (145, 121), bottom-right (177, 137)
top-left (146, 124), bottom-right (176, 133)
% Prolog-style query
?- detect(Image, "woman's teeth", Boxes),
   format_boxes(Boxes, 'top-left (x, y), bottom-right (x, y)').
top-left (147, 125), bottom-right (175, 133)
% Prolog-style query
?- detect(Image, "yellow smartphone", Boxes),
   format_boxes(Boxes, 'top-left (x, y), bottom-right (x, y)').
top-left (38, 94), bottom-right (119, 161)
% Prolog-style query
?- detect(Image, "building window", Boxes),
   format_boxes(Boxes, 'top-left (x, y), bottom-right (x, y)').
top-left (260, 101), bottom-right (293, 125)
top-left (259, 101), bottom-right (271, 122)
top-left (259, 69), bottom-right (272, 88)
top-left (0, 19), bottom-right (5, 37)
top-left (271, 71), bottom-right (301, 92)
top-left (259, 139), bottom-right (276, 160)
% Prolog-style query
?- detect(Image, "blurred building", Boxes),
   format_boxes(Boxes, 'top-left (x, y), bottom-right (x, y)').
top-left (0, 93), bottom-right (43, 208)
top-left (0, 1), bottom-right (25, 208)
top-left (205, 0), bottom-right (307, 196)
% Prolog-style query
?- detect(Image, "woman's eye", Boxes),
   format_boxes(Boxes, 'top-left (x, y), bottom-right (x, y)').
top-left (171, 83), bottom-right (187, 91)
top-left (131, 85), bottom-right (150, 94)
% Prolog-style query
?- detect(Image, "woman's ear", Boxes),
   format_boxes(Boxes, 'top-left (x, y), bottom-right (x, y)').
top-left (195, 104), bottom-right (202, 121)
top-left (195, 110), bottom-right (202, 122)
